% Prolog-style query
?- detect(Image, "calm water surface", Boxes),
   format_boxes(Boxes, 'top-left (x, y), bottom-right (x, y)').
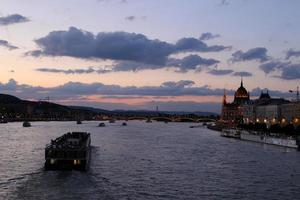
top-left (1, 121), bottom-right (300, 200)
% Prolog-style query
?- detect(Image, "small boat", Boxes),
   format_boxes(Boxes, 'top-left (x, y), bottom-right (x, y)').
top-left (109, 119), bottom-right (115, 123)
top-left (190, 124), bottom-right (202, 128)
top-left (23, 121), bottom-right (31, 127)
top-left (45, 132), bottom-right (91, 171)
top-left (98, 122), bottom-right (105, 127)
top-left (164, 121), bottom-right (168, 124)
top-left (76, 120), bottom-right (82, 124)
top-left (221, 129), bottom-right (241, 139)
top-left (146, 119), bottom-right (152, 123)
top-left (122, 122), bottom-right (127, 126)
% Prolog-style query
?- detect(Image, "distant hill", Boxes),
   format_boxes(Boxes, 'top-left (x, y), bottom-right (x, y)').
top-left (0, 94), bottom-right (22, 104)
top-left (69, 106), bottom-right (111, 114)
top-left (0, 93), bottom-right (95, 120)
top-left (0, 93), bottom-right (218, 119)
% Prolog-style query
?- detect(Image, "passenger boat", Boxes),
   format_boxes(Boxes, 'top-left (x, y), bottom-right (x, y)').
top-left (23, 121), bottom-right (31, 127)
top-left (98, 122), bottom-right (105, 127)
top-left (45, 132), bottom-right (91, 171)
top-left (221, 128), bottom-right (241, 139)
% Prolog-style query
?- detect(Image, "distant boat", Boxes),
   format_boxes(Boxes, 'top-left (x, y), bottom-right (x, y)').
top-left (45, 132), bottom-right (91, 171)
top-left (98, 122), bottom-right (105, 127)
top-left (190, 124), bottom-right (203, 128)
top-left (146, 119), bottom-right (152, 123)
top-left (76, 120), bottom-right (82, 124)
top-left (164, 121), bottom-right (168, 124)
top-left (109, 119), bottom-right (115, 123)
top-left (23, 121), bottom-right (31, 127)
top-left (122, 122), bottom-right (127, 126)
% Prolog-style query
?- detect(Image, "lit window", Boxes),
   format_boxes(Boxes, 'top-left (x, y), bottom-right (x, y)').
top-left (73, 160), bottom-right (81, 165)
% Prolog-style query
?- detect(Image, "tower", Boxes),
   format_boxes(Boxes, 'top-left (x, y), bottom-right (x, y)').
top-left (222, 89), bottom-right (227, 105)
top-left (221, 89), bottom-right (227, 120)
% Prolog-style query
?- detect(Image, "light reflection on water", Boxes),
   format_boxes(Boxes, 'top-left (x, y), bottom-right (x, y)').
top-left (1, 121), bottom-right (300, 200)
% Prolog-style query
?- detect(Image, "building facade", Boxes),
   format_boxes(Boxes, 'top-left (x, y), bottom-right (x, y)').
top-left (221, 79), bottom-right (249, 125)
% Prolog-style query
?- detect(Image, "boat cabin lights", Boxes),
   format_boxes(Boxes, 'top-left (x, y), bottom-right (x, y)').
top-left (73, 160), bottom-right (81, 165)
top-left (50, 159), bottom-right (56, 164)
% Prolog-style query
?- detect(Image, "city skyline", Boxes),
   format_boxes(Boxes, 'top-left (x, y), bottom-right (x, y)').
top-left (0, 0), bottom-right (300, 112)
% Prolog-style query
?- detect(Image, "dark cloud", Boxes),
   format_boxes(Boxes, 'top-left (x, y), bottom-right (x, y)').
top-left (0, 40), bottom-right (18, 50)
top-left (0, 78), bottom-right (235, 99)
top-left (125, 16), bottom-right (136, 21)
top-left (36, 54), bottom-right (220, 74)
top-left (286, 49), bottom-right (300, 60)
top-left (2, 78), bottom-right (293, 99)
top-left (233, 71), bottom-right (252, 77)
top-left (277, 64), bottom-right (300, 80)
top-left (259, 61), bottom-right (287, 74)
top-left (208, 69), bottom-right (233, 75)
top-left (199, 32), bottom-right (220, 41)
top-left (36, 67), bottom-right (96, 74)
top-left (0, 14), bottom-right (30, 26)
top-left (27, 27), bottom-right (230, 66)
top-left (36, 67), bottom-right (111, 74)
top-left (0, 79), bottom-right (294, 112)
top-left (231, 47), bottom-right (270, 63)
top-left (259, 60), bottom-right (300, 80)
top-left (174, 37), bottom-right (230, 53)
top-left (206, 68), bottom-right (252, 77)
top-left (112, 61), bottom-right (161, 72)
top-left (167, 55), bottom-right (220, 73)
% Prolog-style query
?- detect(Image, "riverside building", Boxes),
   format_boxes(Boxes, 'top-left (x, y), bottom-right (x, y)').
top-left (221, 80), bottom-right (299, 128)
top-left (221, 79), bottom-right (249, 126)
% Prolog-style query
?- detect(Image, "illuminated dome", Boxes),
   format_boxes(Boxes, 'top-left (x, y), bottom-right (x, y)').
top-left (234, 79), bottom-right (249, 104)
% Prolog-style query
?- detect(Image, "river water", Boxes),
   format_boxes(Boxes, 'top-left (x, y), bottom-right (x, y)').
top-left (0, 121), bottom-right (300, 200)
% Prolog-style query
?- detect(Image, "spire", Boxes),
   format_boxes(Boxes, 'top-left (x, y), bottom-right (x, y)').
top-left (240, 76), bottom-right (243, 87)
top-left (222, 89), bottom-right (227, 105)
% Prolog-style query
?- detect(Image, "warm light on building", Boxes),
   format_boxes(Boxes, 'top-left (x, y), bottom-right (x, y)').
top-left (73, 160), bottom-right (81, 165)
top-left (281, 118), bottom-right (286, 123)
top-left (256, 118), bottom-right (260, 123)
top-left (264, 119), bottom-right (267, 123)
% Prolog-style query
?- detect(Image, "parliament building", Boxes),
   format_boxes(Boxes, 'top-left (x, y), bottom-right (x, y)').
top-left (221, 79), bottom-right (249, 125)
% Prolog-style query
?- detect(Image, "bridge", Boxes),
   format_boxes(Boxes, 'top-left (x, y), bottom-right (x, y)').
top-left (103, 116), bottom-right (216, 123)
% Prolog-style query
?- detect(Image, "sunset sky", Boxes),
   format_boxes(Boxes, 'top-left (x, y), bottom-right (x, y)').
top-left (0, 0), bottom-right (299, 113)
